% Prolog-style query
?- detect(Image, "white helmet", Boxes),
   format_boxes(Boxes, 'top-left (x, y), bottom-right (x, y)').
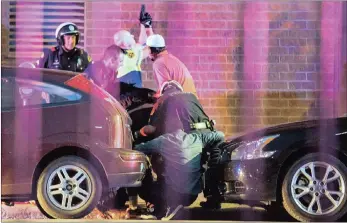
top-left (159, 80), bottom-right (183, 96)
top-left (146, 34), bottom-right (165, 48)
top-left (114, 30), bottom-right (135, 50)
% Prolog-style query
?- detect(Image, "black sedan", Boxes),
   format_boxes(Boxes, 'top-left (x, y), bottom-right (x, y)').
top-left (204, 116), bottom-right (347, 222)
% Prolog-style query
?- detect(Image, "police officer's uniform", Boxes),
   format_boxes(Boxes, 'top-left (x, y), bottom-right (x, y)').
top-left (36, 22), bottom-right (91, 72)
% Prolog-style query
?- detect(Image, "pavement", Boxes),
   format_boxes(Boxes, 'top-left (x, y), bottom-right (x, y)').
top-left (1, 194), bottom-right (296, 222)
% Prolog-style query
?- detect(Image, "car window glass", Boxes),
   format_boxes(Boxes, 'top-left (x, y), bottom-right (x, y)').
top-left (1, 77), bottom-right (15, 109)
top-left (16, 79), bottom-right (82, 107)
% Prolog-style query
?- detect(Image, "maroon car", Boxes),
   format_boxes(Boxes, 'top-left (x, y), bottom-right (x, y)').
top-left (1, 66), bottom-right (147, 219)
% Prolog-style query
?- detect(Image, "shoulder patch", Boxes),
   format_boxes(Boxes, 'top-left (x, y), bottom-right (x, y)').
top-left (50, 47), bottom-right (56, 52)
top-left (88, 55), bottom-right (92, 62)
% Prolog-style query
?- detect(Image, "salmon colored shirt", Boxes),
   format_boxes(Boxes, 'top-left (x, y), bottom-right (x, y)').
top-left (153, 51), bottom-right (197, 96)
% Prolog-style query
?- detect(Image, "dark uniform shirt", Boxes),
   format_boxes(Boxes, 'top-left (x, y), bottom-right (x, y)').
top-left (36, 46), bottom-right (91, 72)
top-left (149, 92), bottom-right (210, 138)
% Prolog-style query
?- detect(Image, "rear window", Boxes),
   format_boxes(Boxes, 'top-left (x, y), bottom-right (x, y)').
top-left (16, 78), bottom-right (82, 106)
top-left (1, 77), bottom-right (82, 109)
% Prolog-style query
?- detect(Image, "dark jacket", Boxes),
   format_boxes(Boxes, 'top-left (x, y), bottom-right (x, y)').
top-left (149, 92), bottom-right (211, 138)
top-left (36, 46), bottom-right (91, 72)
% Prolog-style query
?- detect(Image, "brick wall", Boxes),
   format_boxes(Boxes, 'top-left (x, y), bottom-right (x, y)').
top-left (2, 1), bottom-right (346, 137)
top-left (84, 1), bottom-right (336, 136)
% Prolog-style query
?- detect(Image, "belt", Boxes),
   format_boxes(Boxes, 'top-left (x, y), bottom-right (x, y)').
top-left (190, 120), bottom-right (215, 131)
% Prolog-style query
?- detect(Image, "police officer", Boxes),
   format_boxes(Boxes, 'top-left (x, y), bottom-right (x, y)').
top-left (36, 22), bottom-right (91, 72)
top-left (128, 81), bottom-right (225, 219)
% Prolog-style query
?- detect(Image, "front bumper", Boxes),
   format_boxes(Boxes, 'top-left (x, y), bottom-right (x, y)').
top-left (214, 158), bottom-right (281, 202)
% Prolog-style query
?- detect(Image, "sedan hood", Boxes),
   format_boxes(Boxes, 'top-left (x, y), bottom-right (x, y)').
top-left (225, 118), bottom-right (339, 143)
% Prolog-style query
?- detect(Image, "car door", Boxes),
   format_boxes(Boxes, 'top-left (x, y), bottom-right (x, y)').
top-left (1, 75), bottom-right (85, 196)
top-left (1, 76), bottom-right (18, 194)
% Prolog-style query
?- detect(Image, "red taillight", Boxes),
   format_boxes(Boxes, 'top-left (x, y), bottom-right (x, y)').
top-left (64, 74), bottom-right (92, 93)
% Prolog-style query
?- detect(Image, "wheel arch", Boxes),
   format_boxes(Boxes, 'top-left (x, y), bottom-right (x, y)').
top-left (275, 144), bottom-right (347, 202)
top-left (31, 146), bottom-right (109, 199)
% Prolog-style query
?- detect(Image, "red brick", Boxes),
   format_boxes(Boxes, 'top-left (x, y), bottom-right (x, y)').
top-left (263, 99), bottom-right (289, 107)
top-left (280, 92), bottom-right (307, 99)
top-left (167, 21), bottom-right (198, 29)
top-left (266, 47), bottom-right (289, 55)
top-left (288, 82), bottom-right (302, 90)
top-left (199, 73), bottom-right (227, 81)
top-left (268, 3), bottom-right (291, 11)
top-left (264, 64), bottom-right (289, 72)
top-left (197, 90), bottom-right (226, 99)
top-left (288, 64), bottom-right (315, 72)
top-left (167, 38), bottom-right (200, 46)
top-left (200, 55), bottom-right (227, 63)
top-left (200, 21), bottom-right (227, 29)
top-left (306, 72), bottom-right (318, 80)
top-left (227, 3), bottom-right (244, 11)
top-left (263, 117), bottom-right (289, 125)
top-left (302, 82), bottom-right (316, 89)
top-left (200, 4), bottom-right (228, 12)
top-left (280, 72), bottom-right (306, 80)
top-left (209, 12), bottom-right (240, 20)
top-left (121, 3), bottom-right (142, 11)
top-left (281, 108), bottom-right (308, 116)
top-left (176, 3), bottom-right (202, 11)
top-left (280, 55), bottom-right (307, 63)
top-left (195, 81), bottom-right (209, 89)
top-left (86, 2), bottom-right (121, 12)
top-left (261, 109), bottom-right (282, 116)
top-left (306, 21), bottom-right (320, 29)
top-left (280, 39), bottom-right (307, 46)
top-left (289, 12), bottom-right (320, 20)
top-left (209, 99), bottom-right (229, 107)
top-left (205, 108), bottom-right (228, 116)
top-left (199, 39), bottom-right (226, 47)
top-left (263, 82), bottom-right (288, 89)
top-left (288, 100), bottom-right (315, 108)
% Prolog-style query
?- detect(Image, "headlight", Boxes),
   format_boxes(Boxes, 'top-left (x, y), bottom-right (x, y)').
top-left (231, 134), bottom-right (279, 160)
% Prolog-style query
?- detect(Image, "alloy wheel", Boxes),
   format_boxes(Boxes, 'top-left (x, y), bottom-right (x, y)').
top-left (46, 165), bottom-right (92, 211)
top-left (291, 161), bottom-right (345, 215)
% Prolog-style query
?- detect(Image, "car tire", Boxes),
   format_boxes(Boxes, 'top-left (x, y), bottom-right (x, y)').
top-left (36, 156), bottom-right (102, 219)
top-left (282, 153), bottom-right (347, 222)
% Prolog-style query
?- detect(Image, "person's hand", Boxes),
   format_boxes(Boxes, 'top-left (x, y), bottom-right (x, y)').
top-left (141, 125), bottom-right (156, 136)
top-left (147, 91), bottom-right (157, 104)
top-left (139, 5), bottom-right (152, 28)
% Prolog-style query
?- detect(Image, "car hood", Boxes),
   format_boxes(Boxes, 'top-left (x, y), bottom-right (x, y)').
top-left (226, 118), bottom-right (339, 143)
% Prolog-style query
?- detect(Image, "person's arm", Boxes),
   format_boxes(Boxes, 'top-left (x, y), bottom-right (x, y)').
top-left (80, 49), bottom-right (92, 72)
top-left (134, 134), bottom-right (165, 154)
top-left (153, 61), bottom-right (170, 90)
top-left (36, 48), bottom-right (50, 68)
top-left (138, 24), bottom-right (151, 45)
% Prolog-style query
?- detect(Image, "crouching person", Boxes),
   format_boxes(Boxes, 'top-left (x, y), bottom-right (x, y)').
top-left (128, 81), bottom-right (224, 220)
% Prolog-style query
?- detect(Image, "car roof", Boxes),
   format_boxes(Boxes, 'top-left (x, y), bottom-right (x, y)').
top-left (1, 66), bottom-right (83, 84)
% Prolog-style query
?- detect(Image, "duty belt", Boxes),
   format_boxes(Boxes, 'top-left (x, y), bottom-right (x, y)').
top-left (190, 120), bottom-right (216, 131)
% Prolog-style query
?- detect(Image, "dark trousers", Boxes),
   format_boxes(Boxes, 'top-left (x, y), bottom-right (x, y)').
top-left (138, 166), bottom-right (197, 218)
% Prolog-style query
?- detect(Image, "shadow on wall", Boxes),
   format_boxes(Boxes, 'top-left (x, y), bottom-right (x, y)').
top-left (225, 2), bottom-right (245, 135)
